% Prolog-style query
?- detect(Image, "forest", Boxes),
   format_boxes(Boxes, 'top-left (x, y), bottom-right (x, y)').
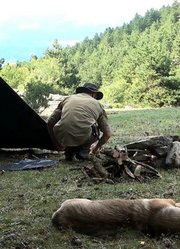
top-left (0, 1), bottom-right (179, 111)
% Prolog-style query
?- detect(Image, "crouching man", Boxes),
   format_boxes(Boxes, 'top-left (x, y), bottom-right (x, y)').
top-left (47, 83), bottom-right (112, 161)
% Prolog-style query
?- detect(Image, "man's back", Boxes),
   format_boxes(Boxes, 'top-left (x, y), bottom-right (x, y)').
top-left (54, 93), bottom-right (104, 146)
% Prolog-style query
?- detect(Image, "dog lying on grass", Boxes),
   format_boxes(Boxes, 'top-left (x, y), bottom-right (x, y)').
top-left (52, 198), bottom-right (180, 235)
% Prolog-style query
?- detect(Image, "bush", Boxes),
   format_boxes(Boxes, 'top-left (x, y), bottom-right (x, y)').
top-left (24, 82), bottom-right (53, 113)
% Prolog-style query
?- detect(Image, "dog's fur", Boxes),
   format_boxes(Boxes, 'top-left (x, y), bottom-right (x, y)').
top-left (52, 198), bottom-right (180, 235)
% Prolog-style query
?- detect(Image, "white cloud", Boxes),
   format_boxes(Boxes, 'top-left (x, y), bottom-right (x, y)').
top-left (0, 0), bottom-right (176, 62)
top-left (0, 0), bottom-right (176, 27)
top-left (18, 23), bottom-right (41, 31)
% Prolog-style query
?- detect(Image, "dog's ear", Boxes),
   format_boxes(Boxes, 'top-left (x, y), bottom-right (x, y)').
top-left (112, 149), bottom-right (120, 158)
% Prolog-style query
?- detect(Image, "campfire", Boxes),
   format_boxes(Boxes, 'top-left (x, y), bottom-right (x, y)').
top-left (79, 135), bottom-right (180, 184)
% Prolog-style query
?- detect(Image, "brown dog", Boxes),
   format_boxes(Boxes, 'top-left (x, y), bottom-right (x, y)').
top-left (52, 198), bottom-right (180, 235)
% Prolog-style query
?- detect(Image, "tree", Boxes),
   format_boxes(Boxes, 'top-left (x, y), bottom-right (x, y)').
top-left (0, 62), bottom-right (29, 89)
top-left (0, 58), bottom-right (5, 70)
top-left (24, 82), bottom-right (53, 113)
top-left (45, 39), bottom-right (80, 92)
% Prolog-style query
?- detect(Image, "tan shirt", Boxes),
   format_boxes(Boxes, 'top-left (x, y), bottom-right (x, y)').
top-left (48, 93), bottom-right (110, 146)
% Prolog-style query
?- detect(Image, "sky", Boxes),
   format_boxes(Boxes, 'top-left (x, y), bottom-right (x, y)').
top-left (0, 0), bottom-right (176, 63)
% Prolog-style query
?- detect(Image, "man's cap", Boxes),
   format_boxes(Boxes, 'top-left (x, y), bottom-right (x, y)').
top-left (76, 83), bottom-right (103, 100)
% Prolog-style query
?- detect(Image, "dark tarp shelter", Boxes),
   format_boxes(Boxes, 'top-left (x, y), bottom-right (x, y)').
top-left (0, 77), bottom-right (55, 150)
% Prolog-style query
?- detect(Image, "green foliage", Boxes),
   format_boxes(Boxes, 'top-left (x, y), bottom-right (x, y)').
top-left (101, 79), bottom-right (128, 104)
top-left (0, 58), bottom-right (5, 70)
top-left (24, 82), bottom-right (53, 113)
top-left (27, 57), bottom-right (61, 91)
top-left (0, 62), bottom-right (29, 89)
top-left (45, 40), bottom-right (80, 93)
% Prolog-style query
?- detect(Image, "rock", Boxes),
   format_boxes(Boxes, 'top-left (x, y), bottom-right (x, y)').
top-left (165, 141), bottom-right (180, 168)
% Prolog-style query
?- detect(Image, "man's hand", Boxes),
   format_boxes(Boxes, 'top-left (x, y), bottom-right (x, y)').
top-left (90, 141), bottom-right (101, 156)
top-left (55, 143), bottom-right (65, 152)
top-left (90, 130), bottom-right (112, 156)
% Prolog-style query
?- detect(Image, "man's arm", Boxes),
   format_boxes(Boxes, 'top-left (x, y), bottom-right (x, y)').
top-left (47, 103), bottom-right (64, 151)
top-left (91, 130), bottom-right (112, 155)
top-left (91, 108), bottom-right (112, 155)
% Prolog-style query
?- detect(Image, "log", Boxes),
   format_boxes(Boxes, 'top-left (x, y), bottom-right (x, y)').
top-left (126, 136), bottom-right (173, 156)
top-left (91, 156), bottom-right (109, 178)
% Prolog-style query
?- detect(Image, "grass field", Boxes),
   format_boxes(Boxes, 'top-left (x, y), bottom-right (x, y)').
top-left (0, 107), bottom-right (180, 249)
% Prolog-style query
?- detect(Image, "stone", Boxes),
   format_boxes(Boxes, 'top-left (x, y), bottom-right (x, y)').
top-left (165, 141), bottom-right (180, 168)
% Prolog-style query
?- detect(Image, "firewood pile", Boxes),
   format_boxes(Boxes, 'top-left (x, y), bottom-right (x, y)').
top-left (79, 135), bottom-right (180, 184)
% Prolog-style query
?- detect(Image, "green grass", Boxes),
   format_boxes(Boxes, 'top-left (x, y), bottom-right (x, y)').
top-left (108, 107), bottom-right (180, 146)
top-left (0, 107), bottom-right (180, 249)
